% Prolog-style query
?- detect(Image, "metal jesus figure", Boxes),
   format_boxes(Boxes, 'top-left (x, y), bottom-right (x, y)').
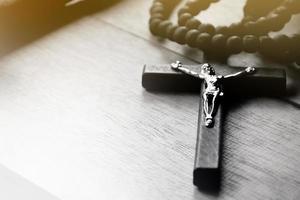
top-left (171, 61), bottom-right (256, 128)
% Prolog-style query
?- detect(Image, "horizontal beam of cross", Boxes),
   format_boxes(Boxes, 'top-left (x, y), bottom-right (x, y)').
top-left (142, 64), bottom-right (286, 96)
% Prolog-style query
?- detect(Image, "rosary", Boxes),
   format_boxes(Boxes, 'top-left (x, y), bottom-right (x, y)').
top-left (142, 0), bottom-right (294, 188)
top-left (149, 0), bottom-right (300, 63)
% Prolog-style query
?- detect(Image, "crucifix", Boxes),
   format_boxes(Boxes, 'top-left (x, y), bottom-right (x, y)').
top-left (142, 61), bottom-right (286, 188)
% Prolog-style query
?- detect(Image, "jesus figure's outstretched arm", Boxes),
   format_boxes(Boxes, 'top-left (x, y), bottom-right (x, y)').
top-left (224, 66), bottom-right (256, 79)
top-left (171, 61), bottom-right (205, 79)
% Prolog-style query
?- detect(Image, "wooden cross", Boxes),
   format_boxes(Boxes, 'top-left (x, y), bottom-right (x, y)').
top-left (142, 62), bottom-right (286, 188)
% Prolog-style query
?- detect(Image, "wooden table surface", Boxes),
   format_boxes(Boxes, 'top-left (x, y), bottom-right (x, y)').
top-left (0, 0), bottom-right (300, 199)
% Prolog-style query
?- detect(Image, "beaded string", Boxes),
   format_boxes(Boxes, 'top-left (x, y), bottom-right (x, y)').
top-left (149, 0), bottom-right (300, 63)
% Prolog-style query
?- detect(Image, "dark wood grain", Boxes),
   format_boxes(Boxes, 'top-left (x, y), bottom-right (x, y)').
top-left (0, 0), bottom-right (299, 200)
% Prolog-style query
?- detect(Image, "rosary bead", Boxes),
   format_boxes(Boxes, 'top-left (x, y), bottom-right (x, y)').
top-left (196, 33), bottom-right (211, 51)
top-left (227, 22), bottom-right (244, 35)
top-left (266, 13), bottom-right (279, 23)
top-left (278, 12), bottom-right (292, 27)
top-left (157, 20), bottom-right (173, 37)
top-left (212, 34), bottom-right (227, 54)
top-left (244, 21), bottom-right (258, 35)
top-left (149, 13), bottom-right (165, 23)
top-left (274, 6), bottom-right (288, 15)
top-left (274, 35), bottom-right (290, 49)
top-left (185, 0), bottom-right (199, 14)
top-left (226, 36), bottom-right (243, 54)
top-left (166, 25), bottom-right (178, 41)
top-left (178, 13), bottom-right (193, 26)
top-left (243, 35), bottom-right (259, 53)
top-left (185, 18), bottom-right (201, 30)
top-left (149, 18), bottom-right (162, 35)
top-left (243, 0), bottom-right (284, 19)
top-left (150, 5), bottom-right (165, 15)
top-left (215, 26), bottom-right (229, 35)
top-left (186, 0), bottom-right (202, 8)
top-left (255, 17), bottom-right (269, 34)
top-left (152, 1), bottom-right (163, 6)
top-left (198, 23), bottom-right (215, 35)
top-left (268, 14), bottom-right (287, 32)
top-left (178, 6), bottom-right (191, 17)
top-left (150, 2), bottom-right (164, 12)
top-left (259, 36), bottom-right (275, 57)
top-left (242, 15), bottom-right (254, 23)
top-left (186, 29), bottom-right (200, 47)
top-left (152, 0), bottom-right (176, 14)
top-left (173, 26), bottom-right (189, 44)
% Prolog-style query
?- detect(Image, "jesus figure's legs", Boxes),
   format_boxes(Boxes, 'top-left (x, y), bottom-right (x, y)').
top-left (202, 91), bottom-right (220, 127)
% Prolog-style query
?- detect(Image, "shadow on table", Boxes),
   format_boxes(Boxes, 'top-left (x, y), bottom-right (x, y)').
top-left (0, 0), bottom-right (122, 56)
